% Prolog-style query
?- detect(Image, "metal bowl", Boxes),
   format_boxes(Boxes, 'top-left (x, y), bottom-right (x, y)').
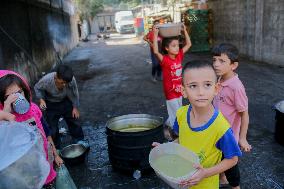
top-left (60, 144), bottom-right (88, 165)
top-left (157, 23), bottom-right (182, 38)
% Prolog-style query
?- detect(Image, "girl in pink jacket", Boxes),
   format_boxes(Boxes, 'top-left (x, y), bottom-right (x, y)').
top-left (0, 70), bottom-right (57, 188)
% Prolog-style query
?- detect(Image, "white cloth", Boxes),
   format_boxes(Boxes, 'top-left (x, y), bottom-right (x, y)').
top-left (165, 97), bottom-right (182, 128)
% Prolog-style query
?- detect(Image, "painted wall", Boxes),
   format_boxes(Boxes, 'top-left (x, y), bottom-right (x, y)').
top-left (0, 0), bottom-right (79, 84)
top-left (208, 0), bottom-right (284, 66)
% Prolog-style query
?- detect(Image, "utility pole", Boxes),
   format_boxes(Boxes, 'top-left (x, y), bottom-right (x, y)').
top-left (172, 0), bottom-right (176, 22)
top-left (141, 0), bottom-right (144, 18)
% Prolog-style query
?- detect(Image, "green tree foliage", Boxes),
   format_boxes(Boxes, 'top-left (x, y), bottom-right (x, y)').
top-left (74, 0), bottom-right (104, 19)
top-left (103, 0), bottom-right (121, 6)
top-left (119, 0), bottom-right (141, 7)
top-left (103, 0), bottom-right (150, 8)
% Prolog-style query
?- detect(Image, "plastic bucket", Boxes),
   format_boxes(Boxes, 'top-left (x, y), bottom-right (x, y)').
top-left (149, 142), bottom-right (199, 189)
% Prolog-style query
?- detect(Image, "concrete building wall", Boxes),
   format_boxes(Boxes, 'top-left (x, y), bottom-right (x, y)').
top-left (208, 0), bottom-right (284, 66)
top-left (0, 0), bottom-right (79, 84)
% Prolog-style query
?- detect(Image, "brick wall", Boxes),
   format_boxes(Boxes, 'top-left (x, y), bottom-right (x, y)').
top-left (0, 0), bottom-right (79, 83)
top-left (208, 0), bottom-right (284, 66)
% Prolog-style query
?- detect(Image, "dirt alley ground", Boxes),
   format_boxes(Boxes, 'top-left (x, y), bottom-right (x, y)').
top-left (61, 33), bottom-right (284, 189)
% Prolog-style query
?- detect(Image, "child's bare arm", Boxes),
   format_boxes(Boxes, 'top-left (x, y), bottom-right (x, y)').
top-left (239, 110), bottom-right (252, 152)
top-left (182, 24), bottom-right (192, 53)
top-left (143, 35), bottom-right (152, 46)
top-left (152, 26), bottom-right (163, 62)
top-left (3, 94), bottom-right (18, 113)
top-left (47, 136), bottom-right (64, 166)
top-left (143, 34), bottom-right (148, 42)
top-left (180, 156), bottom-right (238, 187)
top-left (0, 111), bottom-right (15, 121)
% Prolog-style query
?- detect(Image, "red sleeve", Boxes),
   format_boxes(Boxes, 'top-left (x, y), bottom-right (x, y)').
top-left (146, 32), bottom-right (150, 39)
top-left (147, 31), bottom-right (154, 42)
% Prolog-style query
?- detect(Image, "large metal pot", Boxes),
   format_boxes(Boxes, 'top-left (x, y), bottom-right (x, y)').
top-left (106, 114), bottom-right (164, 173)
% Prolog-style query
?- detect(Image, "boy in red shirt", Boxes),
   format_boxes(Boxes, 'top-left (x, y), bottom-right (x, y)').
top-left (152, 24), bottom-right (191, 139)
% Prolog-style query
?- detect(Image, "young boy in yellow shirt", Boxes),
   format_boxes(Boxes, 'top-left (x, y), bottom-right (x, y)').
top-left (153, 60), bottom-right (241, 188)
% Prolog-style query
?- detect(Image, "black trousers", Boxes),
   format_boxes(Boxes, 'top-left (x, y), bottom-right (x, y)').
top-left (45, 98), bottom-right (84, 148)
top-left (222, 155), bottom-right (240, 187)
top-left (150, 50), bottom-right (161, 78)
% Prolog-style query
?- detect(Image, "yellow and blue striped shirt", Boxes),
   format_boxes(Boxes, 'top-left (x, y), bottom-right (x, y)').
top-left (173, 105), bottom-right (241, 189)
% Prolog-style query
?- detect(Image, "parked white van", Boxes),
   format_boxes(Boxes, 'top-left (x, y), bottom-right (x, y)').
top-left (114, 11), bottom-right (134, 34)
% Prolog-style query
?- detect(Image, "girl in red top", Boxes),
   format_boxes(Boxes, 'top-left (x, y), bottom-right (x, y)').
top-left (153, 24), bottom-right (192, 139)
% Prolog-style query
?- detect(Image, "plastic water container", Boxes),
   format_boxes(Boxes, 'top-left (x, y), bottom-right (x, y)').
top-left (12, 93), bottom-right (30, 114)
top-left (149, 142), bottom-right (199, 189)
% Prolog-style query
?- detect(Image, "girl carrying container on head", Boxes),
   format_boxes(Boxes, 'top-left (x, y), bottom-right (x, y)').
top-left (152, 23), bottom-right (192, 140)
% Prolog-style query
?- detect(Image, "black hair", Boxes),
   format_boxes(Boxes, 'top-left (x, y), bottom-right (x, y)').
top-left (212, 43), bottom-right (239, 63)
top-left (0, 74), bottom-right (31, 104)
top-left (182, 60), bottom-right (217, 83)
top-left (153, 20), bottom-right (159, 25)
top-left (161, 36), bottom-right (180, 54)
top-left (56, 64), bottom-right (74, 83)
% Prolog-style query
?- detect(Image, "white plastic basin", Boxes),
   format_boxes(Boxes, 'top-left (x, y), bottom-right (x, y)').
top-left (149, 142), bottom-right (199, 189)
